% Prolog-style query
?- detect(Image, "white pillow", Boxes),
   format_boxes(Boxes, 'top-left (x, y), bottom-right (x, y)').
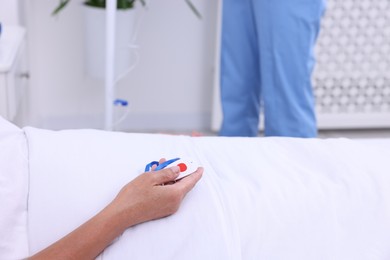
top-left (0, 117), bottom-right (29, 259)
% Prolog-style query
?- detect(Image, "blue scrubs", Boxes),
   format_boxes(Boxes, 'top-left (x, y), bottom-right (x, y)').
top-left (220, 0), bottom-right (326, 137)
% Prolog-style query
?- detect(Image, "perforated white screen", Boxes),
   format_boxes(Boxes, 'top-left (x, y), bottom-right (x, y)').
top-left (313, 0), bottom-right (390, 128)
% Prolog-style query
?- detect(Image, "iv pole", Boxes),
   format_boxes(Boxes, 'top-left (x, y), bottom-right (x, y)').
top-left (104, 0), bottom-right (116, 130)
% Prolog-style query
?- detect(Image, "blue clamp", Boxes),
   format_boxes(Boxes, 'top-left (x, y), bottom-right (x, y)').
top-left (144, 158), bottom-right (180, 172)
top-left (114, 99), bottom-right (128, 106)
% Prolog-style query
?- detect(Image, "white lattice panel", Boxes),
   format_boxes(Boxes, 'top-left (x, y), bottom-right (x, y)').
top-left (314, 0), bottom-right (390, 128)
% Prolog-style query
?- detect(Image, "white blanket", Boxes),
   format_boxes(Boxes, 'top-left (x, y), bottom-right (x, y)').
top-left (0, 118), bottom-right (29, 260)
top-left (23, 126), bottom-right (390, 259)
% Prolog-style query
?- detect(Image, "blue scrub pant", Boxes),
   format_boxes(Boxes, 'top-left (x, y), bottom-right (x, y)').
top-left (220, 0), bottom-right (326, 137)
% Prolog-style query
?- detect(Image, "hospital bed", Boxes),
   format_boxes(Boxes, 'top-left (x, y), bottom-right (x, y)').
top-left (1, 116), bottom-right (390, 260)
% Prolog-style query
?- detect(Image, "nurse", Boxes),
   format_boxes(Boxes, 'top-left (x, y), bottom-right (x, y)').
top-left (220, 0), bottom-right (326, 137)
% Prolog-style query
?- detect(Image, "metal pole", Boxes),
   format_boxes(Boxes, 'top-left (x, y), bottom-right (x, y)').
top-left (104, 0), bottom-right (117, 130)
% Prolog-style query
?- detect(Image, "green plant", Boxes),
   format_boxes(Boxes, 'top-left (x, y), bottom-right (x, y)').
top-left (52, 0), bottom-right (201, 19)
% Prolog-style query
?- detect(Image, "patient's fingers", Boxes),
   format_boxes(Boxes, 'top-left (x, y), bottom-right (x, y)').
top-left (174, 167), bottom-right (203, 194)
top-left (151, 158), bottom-right (166, 171)
top-left (151, 166), bottom-right (180, 185)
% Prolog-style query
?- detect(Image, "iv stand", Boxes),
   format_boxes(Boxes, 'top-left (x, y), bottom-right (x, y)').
top-left (104, 0), bottom-right (116, 130)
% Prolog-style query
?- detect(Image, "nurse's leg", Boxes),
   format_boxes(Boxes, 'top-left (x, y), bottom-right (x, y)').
top-left (254, 0), bottom-right (326, 137)
top-left (219, 0), bottom-right (261, 137)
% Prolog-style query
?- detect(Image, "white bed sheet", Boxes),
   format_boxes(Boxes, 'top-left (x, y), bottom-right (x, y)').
top-left (0, 117), bottom-right (29, 260)
top-left (24, 127), bottom-right (390, 259)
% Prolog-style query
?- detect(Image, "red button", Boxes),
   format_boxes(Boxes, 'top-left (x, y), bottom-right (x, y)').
top-left (177, 163), bottom-right (187, 172)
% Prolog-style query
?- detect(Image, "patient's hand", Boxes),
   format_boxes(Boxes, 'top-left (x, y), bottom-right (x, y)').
top-left (110, 161), bottom-right (204, 228)
top-left (29, 159), bottom-right (203, 260)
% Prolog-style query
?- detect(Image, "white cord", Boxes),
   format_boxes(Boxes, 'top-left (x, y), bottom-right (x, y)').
top-left (112, 2), bottom-right (149, 129)
top-left (114, 44), bottom-right (140, 85)
top-left (113, 104), bottom-right (132, 129)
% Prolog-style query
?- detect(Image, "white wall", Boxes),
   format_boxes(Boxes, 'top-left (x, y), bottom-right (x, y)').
top-left (25, 0), bottom-right (220, 131)
top-left (0, 0), bottom-right (21, 25)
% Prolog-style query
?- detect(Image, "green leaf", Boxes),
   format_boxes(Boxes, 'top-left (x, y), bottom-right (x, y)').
top-left (84, 0), bottom-right (105, 8)
top-left (52, 0), bottom-right (71, 16)
top-left (139, 0), bottom-right (146, 7)
top-left (52, 0), bottom-right (201, 18)
top-left (185, 0), bottom-right (202, 19)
